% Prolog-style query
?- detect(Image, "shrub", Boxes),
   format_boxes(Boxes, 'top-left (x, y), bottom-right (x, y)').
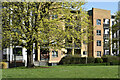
top-left (59, 56), bottom-right (95, 65)
top-left (102, 55), bottom-right (119, 65)
top-left (95, 58), bottom-right (103, 63)
top-left (87, 57), bottom-right (95, 63)
top-left (59, 55), bottom-right (81, 65)
top-left (80, 57), bottom-right (86, 64)
top-left (101, 57), bottom-right (107, 63)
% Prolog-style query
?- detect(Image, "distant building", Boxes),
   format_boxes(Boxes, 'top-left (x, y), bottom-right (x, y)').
top-left (111, 1), bottom-right (120, 56)
top-left (118, 1), bottom-right (120, 11)
top-left (111, 14), bottom-right (119, 56)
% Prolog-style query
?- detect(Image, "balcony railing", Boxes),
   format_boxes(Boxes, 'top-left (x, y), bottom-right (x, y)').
top-left (103, 24), bottom-right (110, 28)
top-left (103, 34), bottom-right (109, 38)
top-left (113, 47), bottom-right (119, 50)
top-left (103, 43), bottom-right (110, 49)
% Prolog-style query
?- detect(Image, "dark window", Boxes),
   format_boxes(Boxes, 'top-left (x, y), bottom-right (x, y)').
top-left (111, 15), bottom-right (115, 19)
top-left (97, 51), bottom-right (101, 56)
top-left (83, 51), bottom-right (87, 55)
top-left (13, 48), bottom-right (22, 56)
top-left (97, 40), bottom-right (101, 46)
top-left (97, 30), bottom-right (101, 35)
top-left (52, 51), bottom-right (58, 57)
top-left (96, 19), bottom-right (101, 25)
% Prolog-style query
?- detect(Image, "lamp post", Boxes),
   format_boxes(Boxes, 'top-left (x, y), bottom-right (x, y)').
top-left (85, 44), bottom-right (87, 64)
top-left (14, 45), bottom-right (16, 67)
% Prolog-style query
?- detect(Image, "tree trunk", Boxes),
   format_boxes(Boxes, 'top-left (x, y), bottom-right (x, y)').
top-left (27, 49), bottom-right (34, 67)
top-left (35, 41), bottom-right (38, 61)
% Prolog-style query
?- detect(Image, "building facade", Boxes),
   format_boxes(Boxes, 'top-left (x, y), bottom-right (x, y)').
top-left (88, 8), bottom-right (111, 58)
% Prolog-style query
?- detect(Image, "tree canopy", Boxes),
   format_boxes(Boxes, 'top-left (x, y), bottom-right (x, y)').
top-left (2, 1), bottom-right (92, 67)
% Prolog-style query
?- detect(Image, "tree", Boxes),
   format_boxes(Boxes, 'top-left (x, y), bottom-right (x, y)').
top-left (112, 11), bottom-right (120, 56)
top-left (2, 2), bottom-right (65, 67)
top-left (62, 2), bottom-right (92, 55)
top-left (2, 1), bottom-right (92, 67)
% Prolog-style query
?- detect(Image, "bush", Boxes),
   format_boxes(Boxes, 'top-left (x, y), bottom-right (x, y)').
top-left (59, 55), bottom-right (119, 65)
top-left (59, 56), bottom-right (95, 65)
top-left (59, 55), bottom-right (81, 65)
top-left (87, 57), bottom-right (95, 63)
top-left (102, 55), bottom-right (119, 65)
top-left (101, 57), bottom-right (107, 63)
top-left (95, 58), bottom-right (103, 63)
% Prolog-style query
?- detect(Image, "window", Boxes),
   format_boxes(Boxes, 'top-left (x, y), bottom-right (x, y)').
top-left (83, 51), bottom-right (87, 55)
top-left (97, 40), bottom-right (101, 46)
top-left (97, 51), bottom-right (101, 56)
top-left (52, 51), bottom-right (58, 57)
top-left (13, 48), bottom-right (22, 56)
top-left (96, 19), bottom-right (101, 25)
top-left (97, 30), bottom-right (101, 35)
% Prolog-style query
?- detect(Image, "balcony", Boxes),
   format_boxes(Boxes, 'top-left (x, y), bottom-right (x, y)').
top-left (103, 43), bottom-right (110, 49)
top-left (103, 24), bottom-right (110, 28)
top-left (103, 34), bottom-right (109, 38)
top-left (113, 47), bottom-right (119, 50)
top-left (65, 43), bottom-right (81, 49)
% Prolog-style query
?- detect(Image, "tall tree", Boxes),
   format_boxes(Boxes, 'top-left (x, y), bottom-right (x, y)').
top-left (112, 11), bottom-right (120, 56)
top-left (2, 1), bottom-right (92, 67)
top-left (2, 2), bottom-right (65, 67)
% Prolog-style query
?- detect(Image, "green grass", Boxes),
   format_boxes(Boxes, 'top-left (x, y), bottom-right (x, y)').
top-left (2, 66), bottom-right (119, 78)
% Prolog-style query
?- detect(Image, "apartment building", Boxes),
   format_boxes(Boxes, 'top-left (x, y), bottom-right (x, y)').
top-left (88, 8), bottom-right (111, 58)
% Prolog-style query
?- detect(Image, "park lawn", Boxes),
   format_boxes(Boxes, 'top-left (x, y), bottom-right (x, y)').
top-left (2, 66), bottom-right (119, 78)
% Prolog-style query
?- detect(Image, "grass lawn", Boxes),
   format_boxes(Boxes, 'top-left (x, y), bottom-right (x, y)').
top-left (2, 65), bottom-right (119, 78)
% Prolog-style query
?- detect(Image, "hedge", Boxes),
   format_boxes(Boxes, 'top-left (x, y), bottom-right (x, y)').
top-left (59, 56), bottom-right (94, 65)
top-left (95, 58), bottom-right (103, 63)
top-left (59, 55), bottom-right (119, 65)
top-left (102, 55), bottom-right (119, 65)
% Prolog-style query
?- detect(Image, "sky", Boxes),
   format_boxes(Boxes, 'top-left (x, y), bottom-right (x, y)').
top-left (82, 2), bottom-right (119, 14)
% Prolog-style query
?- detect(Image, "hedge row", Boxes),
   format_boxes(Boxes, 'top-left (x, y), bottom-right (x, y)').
top-left (59, 56), bottom-right (95, 65)
top-left (102, 55), bottom-right (119, 65)
top-left (59, 55), bottom-right (120, 65)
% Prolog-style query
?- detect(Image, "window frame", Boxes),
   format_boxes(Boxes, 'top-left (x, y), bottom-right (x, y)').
top-left (97, 30), bottom-right (101, 35)
top-left (97, 40), bottom-right (101, 46)
top-left (83, 51), bottom-right (87, 55)
top-left (97, 51), bottom-right (101, 57)
top-left (52, 51), bottom-right (58, 57)
top-left (96, 19), bottom-right (101, 25)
